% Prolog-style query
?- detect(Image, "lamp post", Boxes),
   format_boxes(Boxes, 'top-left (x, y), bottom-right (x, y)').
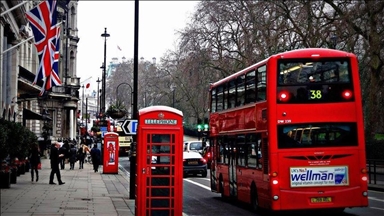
top-left (81, 84), bottom-right (84, 121)
top-left (130, 0), bottom-right (139, 200)
top-left (171, 85), bottom-right (176, 107)
top-left (116, 82), bottom-right (133, 117)
top-left (330, 34), bottom-right (337, 49)
top-left (101, 28), bottom-right (110, 116)
top-left (96, 77), bottom-right (101, 115)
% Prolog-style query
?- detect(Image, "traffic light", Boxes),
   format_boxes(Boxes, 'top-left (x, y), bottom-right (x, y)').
top-left (197, 124), bottom-right (202, 132)
top-left (204, 124), bottom-right (208, 131)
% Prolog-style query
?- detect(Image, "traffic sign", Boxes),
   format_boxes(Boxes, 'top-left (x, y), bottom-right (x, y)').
top-left (122, 119), bottom-right (138, 135)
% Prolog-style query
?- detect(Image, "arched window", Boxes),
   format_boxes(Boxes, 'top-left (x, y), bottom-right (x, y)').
top-left (70, 6), bottom-right (76, 28)
top-left (70, 50), bottom-right (75, 75)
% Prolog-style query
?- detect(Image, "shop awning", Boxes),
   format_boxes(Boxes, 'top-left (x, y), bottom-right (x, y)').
top-left (22, 108), bottom-right (52, 126)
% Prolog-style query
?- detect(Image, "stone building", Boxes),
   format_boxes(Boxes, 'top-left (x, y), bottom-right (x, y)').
top-left (0, 0), bottom-right (81, 143)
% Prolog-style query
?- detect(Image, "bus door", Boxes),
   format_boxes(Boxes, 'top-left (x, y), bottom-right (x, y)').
top-left (261, 134), bottom-right (269, 182)
top-left (229, 137), bottom-right (237, 197)
top-left (210, 138), bottom-right (217, 192)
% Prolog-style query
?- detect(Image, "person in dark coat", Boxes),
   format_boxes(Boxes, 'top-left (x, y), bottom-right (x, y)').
top-left (69, 144), bottom-right (77, 170)
top-left (49, 142), bottom-right (65, 185)
top-left (77, 144), bottom-right (86, 169)
top-left (59, 143), bottom-right (67, 170)
top-left (90, 144), bottom-right (101, 172)
top-left (29, 143), bottom-right (40, 182)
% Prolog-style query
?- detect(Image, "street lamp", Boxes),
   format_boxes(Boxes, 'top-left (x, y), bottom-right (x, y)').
top-left (116, 82), bottom-right (133, 117)
top-left (96, 77), bottom-right (101, 115)
top-left (81, 84), bottom-right (84, 121)
top-left (330, 34), bottom-right (337, 49)
top-left (101, 28), bottom-right (110, 116)
top-left (171, 85), bottom-right (176, 107)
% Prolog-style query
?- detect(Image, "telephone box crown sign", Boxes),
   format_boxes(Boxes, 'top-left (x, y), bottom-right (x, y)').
top-left (158, 112), bottom-right (164, 119)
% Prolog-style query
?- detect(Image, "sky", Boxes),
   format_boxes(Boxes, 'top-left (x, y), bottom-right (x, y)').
top-left (76, 1), bottom-right (198, 94)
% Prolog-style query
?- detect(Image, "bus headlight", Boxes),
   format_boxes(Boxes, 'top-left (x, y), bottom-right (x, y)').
top-left (273, 195), bottom-right (279, 200)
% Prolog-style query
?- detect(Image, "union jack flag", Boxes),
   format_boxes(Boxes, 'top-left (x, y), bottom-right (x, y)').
top-left (26, 0), bottom-right (62, 96)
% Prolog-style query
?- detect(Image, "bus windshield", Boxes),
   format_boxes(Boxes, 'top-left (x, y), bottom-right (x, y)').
top-left (278, 123), bottom-right (358, 149)
top-left (277, 59), bottom-right (354, 103)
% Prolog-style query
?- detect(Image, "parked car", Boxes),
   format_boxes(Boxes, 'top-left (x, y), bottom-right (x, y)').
top-left (201, 146), bottom-right (212, 169)
top-left (184, 140), bottom-right (206, 154)
top-left (183, 151), bottom-right (207, 177)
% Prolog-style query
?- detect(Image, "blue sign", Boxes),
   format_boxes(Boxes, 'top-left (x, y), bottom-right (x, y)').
top-left (122, 120), bottom-right (138, 135)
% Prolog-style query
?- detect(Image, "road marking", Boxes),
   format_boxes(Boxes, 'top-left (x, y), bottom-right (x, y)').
top-left (370, 207), bottom-right (384, 211)
top-left (369, 197), bottom-right (384, 202)
top-left (184, 179), bottom-right (211, 191)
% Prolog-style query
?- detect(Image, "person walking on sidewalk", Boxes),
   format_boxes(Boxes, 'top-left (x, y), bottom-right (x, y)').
top-left (59, 142), bottom-right (67, 170)
top-left (69, 144), bottom-right (77, 170)
top-left (29, 143), bottom-right (40, 182)
top-left (49, 142), bottom-right (65, 185)
top-left (77, 144), bottom-right (86, 169)
top-left (90, 144), bottom-right (101, 172)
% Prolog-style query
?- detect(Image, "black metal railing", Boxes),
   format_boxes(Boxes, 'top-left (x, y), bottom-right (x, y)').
top-left (366, 159), bottom-right (384, 185)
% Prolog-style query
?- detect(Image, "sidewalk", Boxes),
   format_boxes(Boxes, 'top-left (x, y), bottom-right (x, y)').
top-left (1, 158), bottom-right (135, 216)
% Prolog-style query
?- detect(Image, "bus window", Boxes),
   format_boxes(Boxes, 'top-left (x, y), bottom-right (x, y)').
top-left (223, 82), bottom-right (228, 110)
top-left (217, 85), bottom-right (224, 111)
top-left (245, 70), bottom-right (256, 104)
top-left (228, 80), bottom-right (236, 108)
top-left (247, 134), bottom-right (259, 168)
top-left (236, 75), bottom-right (245, 106)
top-left (211, 88), bottom-right (217, 113)
top-left (247, 143), bottom-right (257, 168)
top-left (236, 135), bottom-right (246, 167)
top-left (218, 138), bottom-right (224, 163)
top-left (278, 123), bottom-right (358, 149)
top-left (277, 60), bottom-right (353, 103)
top-left (257, 65), bottom-right (266, 101)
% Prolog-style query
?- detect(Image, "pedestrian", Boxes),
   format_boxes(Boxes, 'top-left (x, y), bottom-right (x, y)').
top-left (29, 143), bottom-right (40, 182)
top-left (77, 144), bottom-right (86, 169)
top-left (59, 142), bottom-right (67, 170)
top-left (49, 142), bottom-right (65, 185)
top-left (90, 144), bottom-right (101, 172)
top-left (69, 144), bottom-right (77, 170)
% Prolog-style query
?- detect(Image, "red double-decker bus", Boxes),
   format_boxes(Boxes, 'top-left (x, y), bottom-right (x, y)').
top-left (208, 48), bottom-right (368, 212)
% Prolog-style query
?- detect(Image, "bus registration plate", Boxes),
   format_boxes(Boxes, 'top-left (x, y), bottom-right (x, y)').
top-left (310, 197), bottom-right (332, 203)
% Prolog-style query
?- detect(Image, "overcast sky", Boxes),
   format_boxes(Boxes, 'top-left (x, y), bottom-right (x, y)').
top-left (76, 1), bottom-right (198, 93)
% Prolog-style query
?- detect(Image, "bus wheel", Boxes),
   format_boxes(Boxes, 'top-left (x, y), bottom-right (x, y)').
top-left (251, 185), bottom-right (259, 212)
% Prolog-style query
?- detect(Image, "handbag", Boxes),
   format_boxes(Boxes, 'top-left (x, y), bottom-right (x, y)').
top-left (37, 163), bottom-right (42, 170)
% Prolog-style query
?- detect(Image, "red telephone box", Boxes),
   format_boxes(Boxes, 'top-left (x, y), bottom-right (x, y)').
top-left (136, 106), bottom-right (184, 216)
top-left (103, 132), bottom-right (119, 174)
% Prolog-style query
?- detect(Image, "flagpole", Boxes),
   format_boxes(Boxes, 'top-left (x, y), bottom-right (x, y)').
top-left (0, 1), bottom-right (28, 17)
top-left (1, 36), bottom-right (33, 55)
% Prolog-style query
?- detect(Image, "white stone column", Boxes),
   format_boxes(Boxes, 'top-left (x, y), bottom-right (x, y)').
top-left (70, 109), bottom-right (74, 140)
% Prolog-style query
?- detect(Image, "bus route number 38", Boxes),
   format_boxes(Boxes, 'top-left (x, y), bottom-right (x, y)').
top-left (310, 90), bottom-right (322, 99)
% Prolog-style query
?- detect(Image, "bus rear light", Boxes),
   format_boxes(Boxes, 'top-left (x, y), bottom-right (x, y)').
top-left (342, 89), bottom-right (353, 100)
top-left (272, 180), bottom-right (279, 185)
top-left (278, 91), bottom-right (290, 102)
top-left (362, 176), bottom-right (368, 181)
top-left (272, 172), bottom-right (278, 177)
top-left (362, 191), bottom-right (368, 197)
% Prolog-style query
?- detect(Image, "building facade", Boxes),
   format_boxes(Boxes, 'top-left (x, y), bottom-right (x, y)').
top-left (0, 0), bottom-right (81, 143)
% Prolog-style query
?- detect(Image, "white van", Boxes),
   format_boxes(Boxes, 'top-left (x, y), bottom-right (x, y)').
top-left (184, 140), bottom-right (207, 154)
